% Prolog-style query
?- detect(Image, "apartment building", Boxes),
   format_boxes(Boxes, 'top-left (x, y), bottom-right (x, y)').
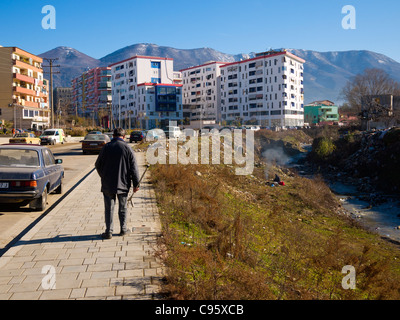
top-left (54, 87), bottom-right (72, 114)
top-left (71, 67), bottom-right (112, 119)
top-left (304, 101), bottom-right (339, 125)
top-left (109, 55), bottom-right (183, 130)
top-left (181, 61), bottom-right (226, 129)
top-left (0, 47), bottom-right (50, 130)
top-left (220, 49), bottom-right (305, 127)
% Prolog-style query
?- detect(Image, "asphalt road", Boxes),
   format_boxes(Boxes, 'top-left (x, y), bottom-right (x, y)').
top-left (0, 142), bottom-right (99, 253)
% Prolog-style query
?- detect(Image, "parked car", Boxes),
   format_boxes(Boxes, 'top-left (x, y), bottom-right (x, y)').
top-left (40, 129), bottom-right (66, 145)
top-left (9, 133), bottom-right (41, 145)
top-left (81, 134), bottom-right (110, 154)
top-left (0, 144), bottom-right (64, 211)
top-left (88, 131), bottom-right (102, 135)
top-left (129, 130), bottom-right (146, 143)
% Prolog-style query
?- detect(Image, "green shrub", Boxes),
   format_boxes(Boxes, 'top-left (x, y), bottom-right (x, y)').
top-left (312, 137), bottom-right (336, 159)
top-left (66, 128), bottom-right (86, 137)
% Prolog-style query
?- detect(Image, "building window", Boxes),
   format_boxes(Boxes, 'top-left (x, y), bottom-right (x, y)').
top-left (271, 110), bottom-right (281, 115)
top-left (151, 61), bottom-right (161, 69)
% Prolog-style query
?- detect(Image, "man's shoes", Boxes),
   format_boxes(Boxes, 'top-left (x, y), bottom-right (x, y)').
top-left (101, 232), bottom-right (112, 240)
top-left (119, 229), bottom-right (131, 237)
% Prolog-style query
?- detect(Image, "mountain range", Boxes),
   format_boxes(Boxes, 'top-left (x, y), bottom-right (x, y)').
top-left (39, 43), bottom-right (400, 105)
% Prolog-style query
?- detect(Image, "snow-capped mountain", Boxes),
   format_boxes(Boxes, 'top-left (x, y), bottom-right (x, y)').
top-left (39, 44), bottom-right (400, 104)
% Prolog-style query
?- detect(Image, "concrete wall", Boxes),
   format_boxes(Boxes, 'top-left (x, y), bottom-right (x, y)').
top-left (0, 48), bottom-right (13, 126)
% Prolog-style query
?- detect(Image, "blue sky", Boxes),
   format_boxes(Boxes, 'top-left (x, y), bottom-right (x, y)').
top-left (0, 0), bottom-right (399, 62)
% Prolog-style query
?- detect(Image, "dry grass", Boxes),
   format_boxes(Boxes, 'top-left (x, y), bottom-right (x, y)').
top-left (150, 161), bottom-right (400, 300)
top-left (147, 131), bottom-right (400, 300)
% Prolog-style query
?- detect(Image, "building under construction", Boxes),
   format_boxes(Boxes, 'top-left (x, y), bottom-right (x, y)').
top-left (361, 94), bottom-right (400, 130)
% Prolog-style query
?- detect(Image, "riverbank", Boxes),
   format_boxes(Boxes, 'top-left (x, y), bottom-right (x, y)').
top-left (289, 144), bottom-right (400, 245)
top-left (330, 181), bottom-right (400, 243)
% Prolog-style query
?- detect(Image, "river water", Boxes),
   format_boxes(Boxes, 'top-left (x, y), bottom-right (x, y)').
top-left (287, 145), bottom-right (400, 244)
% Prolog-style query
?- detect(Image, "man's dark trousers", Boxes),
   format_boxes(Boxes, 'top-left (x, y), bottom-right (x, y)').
top-left (103, 192), bottom-right (128, 234)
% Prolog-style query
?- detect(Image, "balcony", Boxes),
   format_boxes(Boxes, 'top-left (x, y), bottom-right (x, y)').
top-left (13, 59), bottom-right (42, 73)
top-left (24, 100), bottom-right (40, 108)
top-left (13, 73), bottom-right (43, 86)
top-left (13, 86), bottom-right (47, 98)
top-left (13, 86), bottom-right (35, 96)
top-left (13, 98), bottom-right (40, 108)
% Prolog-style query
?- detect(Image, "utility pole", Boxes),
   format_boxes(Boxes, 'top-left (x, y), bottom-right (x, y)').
top-left (42, 58), bottom-right (60, 128)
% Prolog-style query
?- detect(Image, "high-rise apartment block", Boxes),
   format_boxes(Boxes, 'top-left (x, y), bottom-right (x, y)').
top-left (71, 67), bottom-right (112, 119)
top-left (181, 61), bottom-right (226, 129)
top-left (109, 55), bottom-right (183, 129)
top-left (108, 49), bottom-right (306, 129)
top-left (220, 49), bottom-right (305, 127)
top-left (0, 47), bottom-right (50, 130)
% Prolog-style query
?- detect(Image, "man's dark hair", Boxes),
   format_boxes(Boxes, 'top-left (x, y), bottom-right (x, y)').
top-left (113, 128), bottom-right (125, 137)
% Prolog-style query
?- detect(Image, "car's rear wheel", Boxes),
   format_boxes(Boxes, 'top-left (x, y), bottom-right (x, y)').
top-left (30, 187), bottom-right (47, 211)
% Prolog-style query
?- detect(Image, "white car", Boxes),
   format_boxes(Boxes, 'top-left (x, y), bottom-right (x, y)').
top-left (40, 129), bottom-right (66, 145)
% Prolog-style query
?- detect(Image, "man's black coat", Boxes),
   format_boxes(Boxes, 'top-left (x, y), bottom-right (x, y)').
top-left (95, 138), bottom-right (140, 195)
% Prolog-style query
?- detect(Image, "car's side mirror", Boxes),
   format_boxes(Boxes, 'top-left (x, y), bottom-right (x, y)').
top-left (55, 159), bottom-right (63, 164)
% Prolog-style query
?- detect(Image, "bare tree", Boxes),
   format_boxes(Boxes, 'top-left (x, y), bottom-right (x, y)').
top-left (341, 68), bottom-right (400, 114)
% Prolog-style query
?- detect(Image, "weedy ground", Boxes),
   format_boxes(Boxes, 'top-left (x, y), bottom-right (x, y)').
top-left (138, 130), bottom-right (400, 300)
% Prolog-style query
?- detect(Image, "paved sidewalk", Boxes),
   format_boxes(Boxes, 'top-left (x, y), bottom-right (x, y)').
top-left (0, 152), bottom-right (164, 300)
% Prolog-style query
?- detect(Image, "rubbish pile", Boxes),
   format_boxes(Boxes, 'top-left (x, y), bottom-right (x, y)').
top-left (340, 128), bottom-right (400, 194)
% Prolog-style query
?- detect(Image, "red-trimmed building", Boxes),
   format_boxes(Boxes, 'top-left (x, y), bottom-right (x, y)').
top-left (220, 49), bottom-right (305, 127)
top-left (181, 61), bottom-right (227, 128)
top-left (110, 55), bottom-right (183, 130)
top-left (71, 67), bottom-right (112, 124)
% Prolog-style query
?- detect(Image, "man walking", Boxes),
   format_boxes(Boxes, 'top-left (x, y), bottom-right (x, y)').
top-left (95, 128), bottom-right (140, 239)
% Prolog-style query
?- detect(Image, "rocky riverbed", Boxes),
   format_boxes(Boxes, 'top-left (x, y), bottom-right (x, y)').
top-left (288, 142), bottom-right (400, 244)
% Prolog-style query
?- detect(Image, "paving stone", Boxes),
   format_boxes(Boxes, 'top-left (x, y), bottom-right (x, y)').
top-left (70, 288), bottom-right (86, 299)
top-left (0, 153), bottom-right (162, 300)
top-left (81, 278), bottom-right (109, 288)
top-left (39, 289), bottom-right (72, 300)
top-left (85, 286), bottom-right (115, 298)
top-left (9, 291), bottom-right (41, 300)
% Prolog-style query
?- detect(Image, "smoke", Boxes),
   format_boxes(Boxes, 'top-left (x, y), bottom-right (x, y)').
top-left (262, 147), bottom-right (290, 179)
